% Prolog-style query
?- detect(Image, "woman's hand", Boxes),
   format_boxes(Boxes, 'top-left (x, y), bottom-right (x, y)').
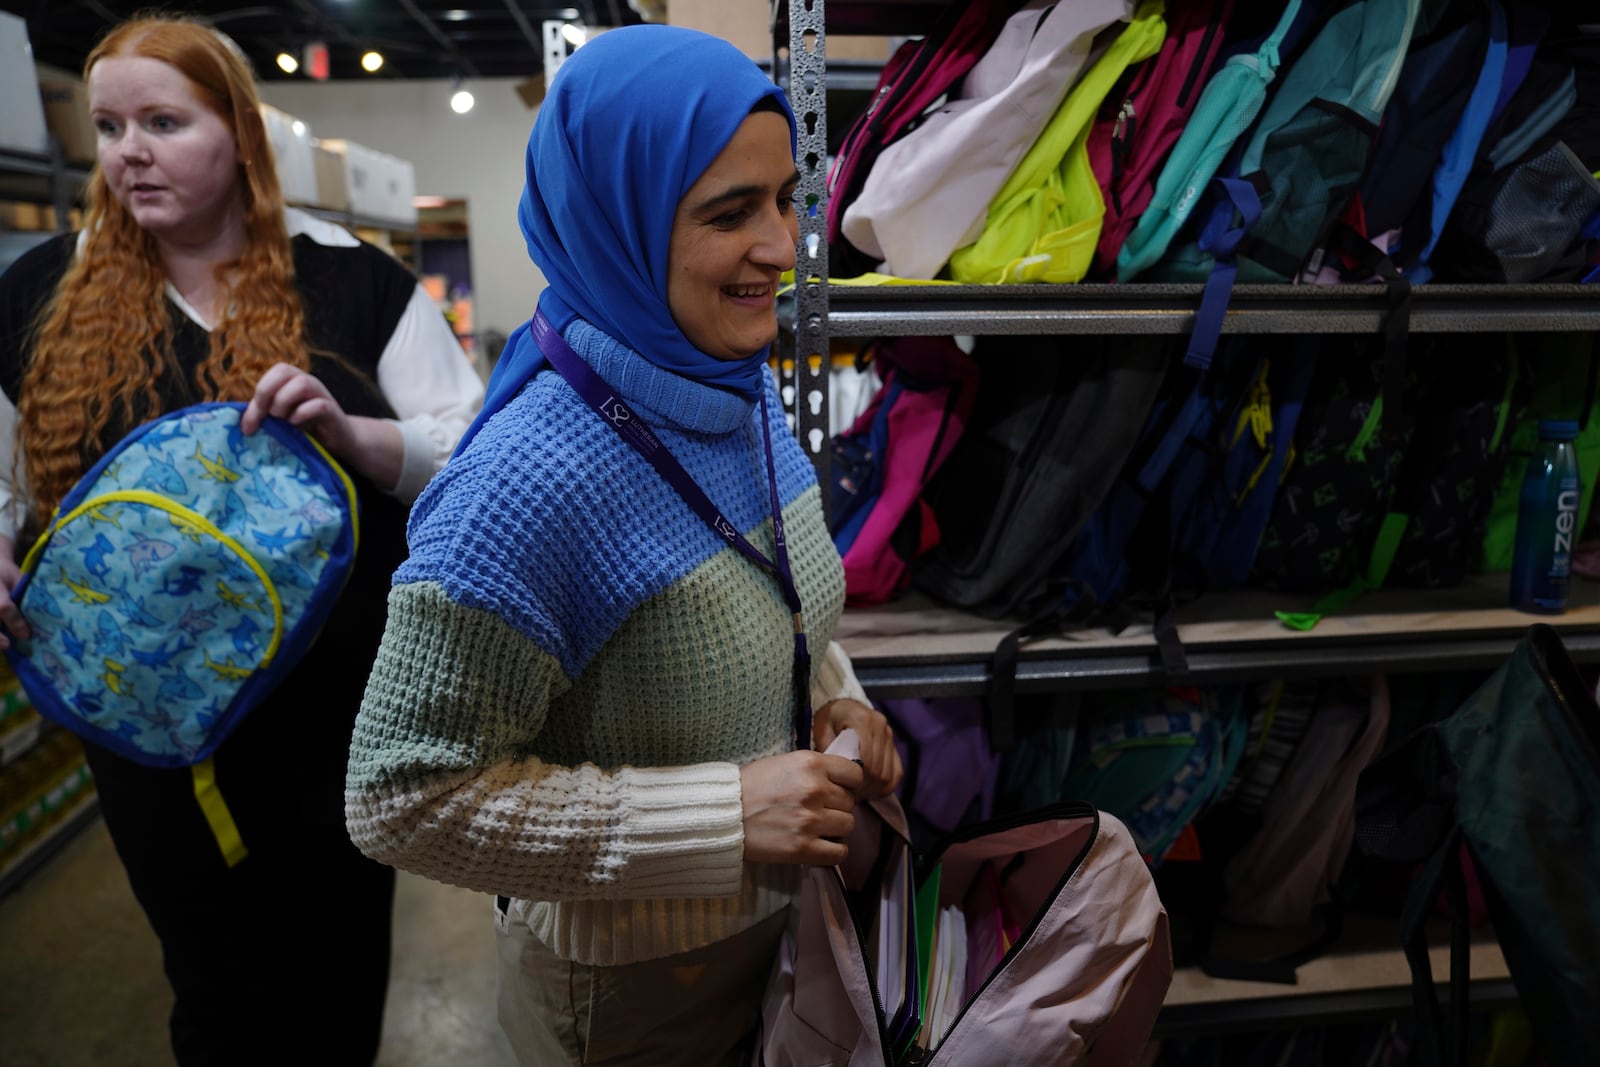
top-left (242, 363), bottom-right (355, 452)
top-left (0, 536), bottom-right (27, 649)
top-left (739, 749), bottom-right (864, 866)
top-left (242, 363), bottom-right (403, 490)
top-left (813, 698), bottom-right (903, 799)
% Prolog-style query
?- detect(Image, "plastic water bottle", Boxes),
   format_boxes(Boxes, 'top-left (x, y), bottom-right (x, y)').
top-left (1509, 419), bottom-right (1581, 614)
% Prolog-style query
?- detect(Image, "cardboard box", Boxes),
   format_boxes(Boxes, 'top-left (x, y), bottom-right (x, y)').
top-left (666, 0), bottom-right (890, 62)
top-left (314, 138), bottom-right (369, 217)
top-left (309, 139), bottom-right (417, 227)
top-left (314, 138), bottom-right (395, 224)
top-left (35, 63), bottom-right (95, 164)
top-left (311, 143), bottom-right (350, 212)
top-left (0, 12), bottom-right (49, 156)
top-left (0, 202), bottom-right (54, 231)
top-left (259, 103), bottom-right (318, 207)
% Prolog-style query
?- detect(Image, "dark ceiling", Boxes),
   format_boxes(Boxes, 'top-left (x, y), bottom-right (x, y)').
top-left (1, 0), bottom-right (647, 83)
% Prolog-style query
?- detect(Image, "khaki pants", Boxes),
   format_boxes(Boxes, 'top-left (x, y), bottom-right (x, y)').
top-left (495, 904), bottom-right (788, 1066)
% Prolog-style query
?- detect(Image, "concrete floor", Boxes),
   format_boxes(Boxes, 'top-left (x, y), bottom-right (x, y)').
top-left (0, 811), bottom-right (517, 1067)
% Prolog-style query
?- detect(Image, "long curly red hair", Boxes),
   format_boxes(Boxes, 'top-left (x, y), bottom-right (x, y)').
top-left (18, 15), bottom-right (312, 525)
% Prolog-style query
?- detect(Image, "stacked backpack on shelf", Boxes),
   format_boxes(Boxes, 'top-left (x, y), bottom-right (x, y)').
top-left (826, 0), bottom-right (1600, 288)
top-left (825, 0), bottom-right (1600, 651)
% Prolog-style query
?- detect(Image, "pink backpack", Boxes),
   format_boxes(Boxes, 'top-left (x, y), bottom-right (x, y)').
top-left (830, 337), bottom-right (978, 606)
top-left (1085, 0), bottom-right (1238, 279)
top-left (762, 734), bottom-right (1172, 1065)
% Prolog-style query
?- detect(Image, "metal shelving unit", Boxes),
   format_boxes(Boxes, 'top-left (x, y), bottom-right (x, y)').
top-left (774, 0), bottom-right (1600, 681)
top-left (0, 791), bottom-right (98, 899)
top-left (294, 203), bottom-right (420, 237)
top-left (0, 141), bottom-right (89, 234)
top-left (1156, 915), bottom-right (1518, 1038)
top-left (754, 3), bottom-right (1600, 1054)
top-left (853, 630), bottom-right (1600, 696)
top-left (837, 580), bottom-right (1600, 696)
top-left (0, 141), bottom-right (96, 900)
top-left (774, 0), bottom-right (1599, 1044)
top-left (823, 281), bottom-right (1600, 338)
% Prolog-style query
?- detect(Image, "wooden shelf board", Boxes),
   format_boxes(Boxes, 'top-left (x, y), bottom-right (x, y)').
top-left (1164, 916), bottom-right (1509, 1008)
top-left (838, 574), bottom-right (1600, 668)
top-left (1152, 915), bottom-right (1519, 1036)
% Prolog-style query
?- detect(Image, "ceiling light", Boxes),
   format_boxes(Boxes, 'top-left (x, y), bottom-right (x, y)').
top-left (361, 50), bottom-right (384, 72)
top-left (291, 119), bottom-right (306, 137)
top-left (450, 88), bottom-right (475, 114)
top-left (442, 9), bottom-right (469, 20)
top-left (275, 51), bottom-right (298, 74)
top-left (560, 23), bottom-right (586, 48)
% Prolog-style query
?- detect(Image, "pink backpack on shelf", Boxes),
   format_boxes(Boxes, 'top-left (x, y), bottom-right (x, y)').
top-left (1085, 0), bottom-right (1238, 279)
top-left (829, 336), bottom-right (979, 606)
top-left (761, 731), bottom-right (1172, 1066)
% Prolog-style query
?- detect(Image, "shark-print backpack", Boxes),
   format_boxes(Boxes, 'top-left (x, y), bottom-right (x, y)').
top-left (4, 401), bottom-right (358, 769)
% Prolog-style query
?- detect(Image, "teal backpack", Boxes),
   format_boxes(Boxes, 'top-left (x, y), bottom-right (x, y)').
top-left (1060, 686), bottom-right (1248, 866)
top-left (1154, 0), bottom-right (1423, 373)
top-left (5, 402), bottom-right (359, 770)
top-left (1115, 0), bottom-right (1307, 280)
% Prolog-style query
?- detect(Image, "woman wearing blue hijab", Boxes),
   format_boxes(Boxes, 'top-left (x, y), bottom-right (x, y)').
top-left (346, 25), bottom-right (900, 1065)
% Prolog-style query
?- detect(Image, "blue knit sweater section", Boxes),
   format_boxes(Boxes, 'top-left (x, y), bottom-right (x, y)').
top-left (397, 318), bottom-right (821, 680)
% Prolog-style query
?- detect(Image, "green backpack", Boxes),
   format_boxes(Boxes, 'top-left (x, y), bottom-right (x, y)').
top-left (1250, 334), bottom-right (1522, 630)
top-left (1356, 625), bottom-right (1600, 1067)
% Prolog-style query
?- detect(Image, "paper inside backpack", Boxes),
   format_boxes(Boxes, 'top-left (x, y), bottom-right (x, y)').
top-left (916, 903), bottom-right (968, 1052)
top-left (869, 834), bottom-right (920, 1053)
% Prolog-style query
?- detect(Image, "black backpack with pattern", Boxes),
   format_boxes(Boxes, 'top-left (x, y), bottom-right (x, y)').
top-left (1249, 334), bottom-right (1522, 610)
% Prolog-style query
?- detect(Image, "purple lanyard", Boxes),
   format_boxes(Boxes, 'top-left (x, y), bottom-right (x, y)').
top-left (531, 312), bottom-right (813, 748)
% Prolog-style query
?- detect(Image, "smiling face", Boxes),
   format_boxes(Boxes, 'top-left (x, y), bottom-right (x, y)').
top-left (89, 54), bottom-right (245, 244)
top-left (666, 110), bottom-right (800, 362)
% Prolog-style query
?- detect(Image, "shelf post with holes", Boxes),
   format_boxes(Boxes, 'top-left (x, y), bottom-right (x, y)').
top-left (785, 0), bottom-right (832, 499)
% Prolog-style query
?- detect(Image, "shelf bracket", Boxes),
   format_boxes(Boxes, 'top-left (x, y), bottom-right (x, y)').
top-left (783, 0), bottom-right (832, 500)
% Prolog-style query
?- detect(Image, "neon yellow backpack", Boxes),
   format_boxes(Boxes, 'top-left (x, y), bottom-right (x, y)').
top-left (948, 1), bottom-right (1166, 285)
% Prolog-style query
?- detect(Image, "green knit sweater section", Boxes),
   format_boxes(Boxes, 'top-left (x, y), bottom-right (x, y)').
top-left (347, 485), bottom-right (847, 966)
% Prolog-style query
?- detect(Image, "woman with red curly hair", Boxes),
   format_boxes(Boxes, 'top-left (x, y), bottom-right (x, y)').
top-left (0, 14), bottom-right (483, 1064)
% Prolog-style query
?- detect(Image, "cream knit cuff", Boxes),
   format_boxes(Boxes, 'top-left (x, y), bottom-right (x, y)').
top-left (614, 761), bottom-right (746, 896)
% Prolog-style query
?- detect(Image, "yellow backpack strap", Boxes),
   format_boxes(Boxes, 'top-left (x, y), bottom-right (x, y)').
top-left (191, 758), bottom-right (248, 867)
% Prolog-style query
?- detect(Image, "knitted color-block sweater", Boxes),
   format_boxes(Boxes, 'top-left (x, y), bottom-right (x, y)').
top-left (346, 319), bottom-right (850, 966)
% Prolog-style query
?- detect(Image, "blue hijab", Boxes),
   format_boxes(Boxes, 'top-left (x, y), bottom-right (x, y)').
top-left (456, 25), bottom-right (796, 457)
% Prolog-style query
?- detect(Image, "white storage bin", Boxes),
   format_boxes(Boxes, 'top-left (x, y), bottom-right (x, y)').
top-left (377, 152), bottom-right (417, 226)
top-left (259, 103), bottom-right (317, 207)
top-left (0, 13), bottom-right (50, 156)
